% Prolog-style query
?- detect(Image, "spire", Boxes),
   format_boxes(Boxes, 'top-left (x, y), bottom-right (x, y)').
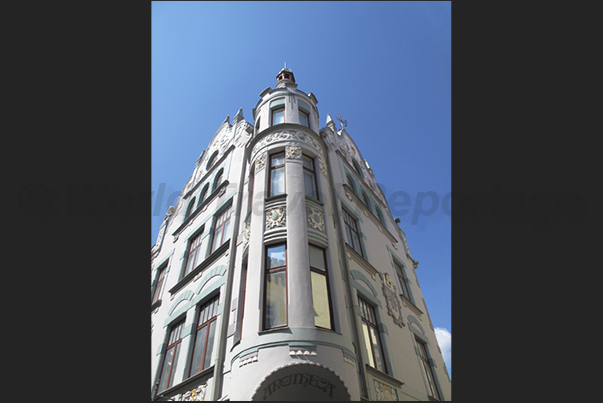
top-left (276, 63), bottom-right (296, 89)
top-left (233, 108), bottom-right (244, 124)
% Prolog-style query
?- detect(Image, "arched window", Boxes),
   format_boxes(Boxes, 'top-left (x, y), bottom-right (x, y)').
top-left (206, 151), bottom-right (219, 170)
top-left (198, 184), bottom-right (209, 207)
top-left (346, 174), bottom-right (356, 194)
top-left (213, 169), bottom-right (224, 191)
top-left (352, 160), bottom-right (364, 179)
top-left (185, 197), bottom-right (196, 220)
top-left (361, 191), bottom-right (371, 208)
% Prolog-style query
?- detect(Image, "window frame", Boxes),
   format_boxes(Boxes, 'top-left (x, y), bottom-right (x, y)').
top-left (184, 197), bottom-right (196, 220)
top-left (358, 296), bottom-right (388, 374)
top-left (346, 173), bottom-right (356, 194)
top-left (188, 295), bottom-right (220, 377)
top-left (271, 107), bottom-right (285, 126)
top-left (394, 260), bottom-right (411, 300)
top-left (302, 154), bottom-right (318, 200)
top-left (309, 244), bottom-right (334, 330)
top-left (152, 265), bottom-right (167, 304)
top-left (157, 320), bottom-right (185, 393)
top-left (268, 152), bottom-right (286, 197)
top-left (298, 110), bottom-right (309, 127)
top-left (415, 337), bottom-right (442, 400)
top-left (211, 204), bottom-right (233, 254)
top-left (183, 228), bottom-right (206, 278)
top-left (342, 208), bottom-right (363, 257)
top-left (206, 151), bottom-right (219, 170)
top-left (263, 243), bottom-right (288, 330)
top-left (213, 169), bottom-right (224, 192)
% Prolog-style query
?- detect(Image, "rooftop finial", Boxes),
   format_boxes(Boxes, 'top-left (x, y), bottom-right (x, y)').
top-left (284, 61), bottom-right (287, 69)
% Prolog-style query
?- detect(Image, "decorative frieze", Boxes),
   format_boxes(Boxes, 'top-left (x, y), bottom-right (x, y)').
top-left (318, 157), bottom-right (327, 177)
top-left (178, 383), bottom-right (207, 401)
top-left (374, 380), bottom-right (399, 401)
top-left (251, 130), bottom-right (324, 161)
top-left (255, 152), bottom-right (266, 171)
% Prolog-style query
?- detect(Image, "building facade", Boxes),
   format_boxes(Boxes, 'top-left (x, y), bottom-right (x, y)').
top-left (151, 68), bottom-right (451, 401)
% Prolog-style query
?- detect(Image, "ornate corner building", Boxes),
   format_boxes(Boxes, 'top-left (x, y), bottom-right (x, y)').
top-left (151, 68), bottom-right (451, 401)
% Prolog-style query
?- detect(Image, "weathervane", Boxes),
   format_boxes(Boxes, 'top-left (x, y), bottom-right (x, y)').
top-left (336, 113), bottom-right (348, 130)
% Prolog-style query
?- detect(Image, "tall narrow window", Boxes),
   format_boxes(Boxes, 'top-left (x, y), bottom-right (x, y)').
top-left (361, 191), bottom-right (371, 209)
top-left (199, 184), bottom-right (209, 207)
top-left (353, 159), bottom-right (364, 179)
top-left (358, 297), bottom-right (387, 374)
top-left (206, 151), bottom-right (219, 170)
top-left (211, 205), bottom-right (233, 253)
top-left (213, 169), bottom-right (223, 192)
top-left (394, 260), bottom-right (411, 299)
top-left (157, 320), bottom-right (185, 392)
top-left (375, 207), bottom-right (384, 225)
top-left (416, 338), bottom-right (442, 400)
top-left (189, 295), bottom-right (220, 376)
top-left (152, 266), bottom-right (167, 304)
top-left (184, 197), bottom-right (196, 220)
top-left (309, 245), bottom-right (333, 329)
top-left (272, 108), bottom-right (285, 126)
top-left (346, 174), bottom-right (356, 194)
top-left (184, 229), bottom-right (206, 277)
top-left (269, 153), bottom-right (285, 197)
top-left (343, 209), bottom-right (363, 256)
top-left (299, 110), bottom-right (309, 127)
top-left (264, 243), bottom-right (287, 329)
top-left (239, 260), bottom-right (248, 335)
top-left (303, 155), bottom-right (318, 199)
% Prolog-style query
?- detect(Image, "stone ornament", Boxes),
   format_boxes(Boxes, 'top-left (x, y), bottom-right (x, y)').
top-left (243, 220), bottom-right (251, 248)
top-left (374, 380), bottom-right (399, 401)
top-left (266, 207), bottom-right (286, 230)
top-left (255, 152), bottom-right (266, 171)
top-left (179, 383), bottom-right (207, 401)
top-left (318, 157), bottom-right (327, 177)
top-left (307, 208), bottom-right (325, 232)
top-left (380, 272), bottom-right (405, 328)
top-left (285, 145), bottom-right (302, 160)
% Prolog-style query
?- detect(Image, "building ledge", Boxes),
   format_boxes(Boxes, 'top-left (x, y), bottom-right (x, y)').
top-left (168, 240), bottom-right (230, 295)
top-left (346, 243), bottom-right (379, 279)
top-left (151, 299), bottom-right (162, 312)
top-left (401, 295), bottom-right (424, 317)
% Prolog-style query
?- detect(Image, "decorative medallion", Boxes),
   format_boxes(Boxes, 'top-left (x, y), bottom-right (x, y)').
top-left (380, 272), bottom-right (405, 328)
top-left (374, 380), bottom-right (399, 401)
top-left (307, 207), bottom-right (325, 232)
top-left (266, 207), bottom-right (286, 230)
top-left (285, 145), bottom-right (302, 160)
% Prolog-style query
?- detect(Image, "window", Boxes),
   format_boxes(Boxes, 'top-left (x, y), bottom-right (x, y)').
top-left (272, 108), bottom-right (285, 126)
top-left (361, 191), bottom-right (371, 208)
top-left (239, 260), bottom-right (248, 336)
top-left (375, 207), bottom-right (384, 225)
top-left (309, 245), bottom-right (333, 329)
top-left (264, 243), bottom-right (287, 329)
top-left (416, 338), bottom-right (442, 400)
top-left (303, 155), bottom-right (318, 199)
top-left (269, 153), bottom-right (285, 197)
top-left (394, 260), bottom-right (411, 299)
top-left (358, 296), bottom-right (387, 373)
top-left (298, 101), bottom-right (311, 127)
top-left (299, 110), bottom-right (309, 127)
top-left (211, 205), bottom-right (233, 253)
top-left (206, 151), bottom-right (219, 170)
top-left (346, 174), bottom-right (356, 194)
top-left (157, 320), bottom-right (185, 392)
top-left (184, 197), bottom-right (196, 220)
top-left (152, 266), bottom-right (167, 304)
top-left (189, 295), bottom-right (220, 376)
top-left (343, 209), bottom-right (363, 256)
top-left (353, 159), bottom-right (364, 179)
top-left (213, 169), bottom-right (223, 192)
top-left (199, 184), bottom-right (209, 207)
top-left (184, 229), bottom-right (207, 277)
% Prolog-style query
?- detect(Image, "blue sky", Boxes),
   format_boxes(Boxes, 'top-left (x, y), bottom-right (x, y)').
top-left (152, 1), bottom-right (451, 375)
